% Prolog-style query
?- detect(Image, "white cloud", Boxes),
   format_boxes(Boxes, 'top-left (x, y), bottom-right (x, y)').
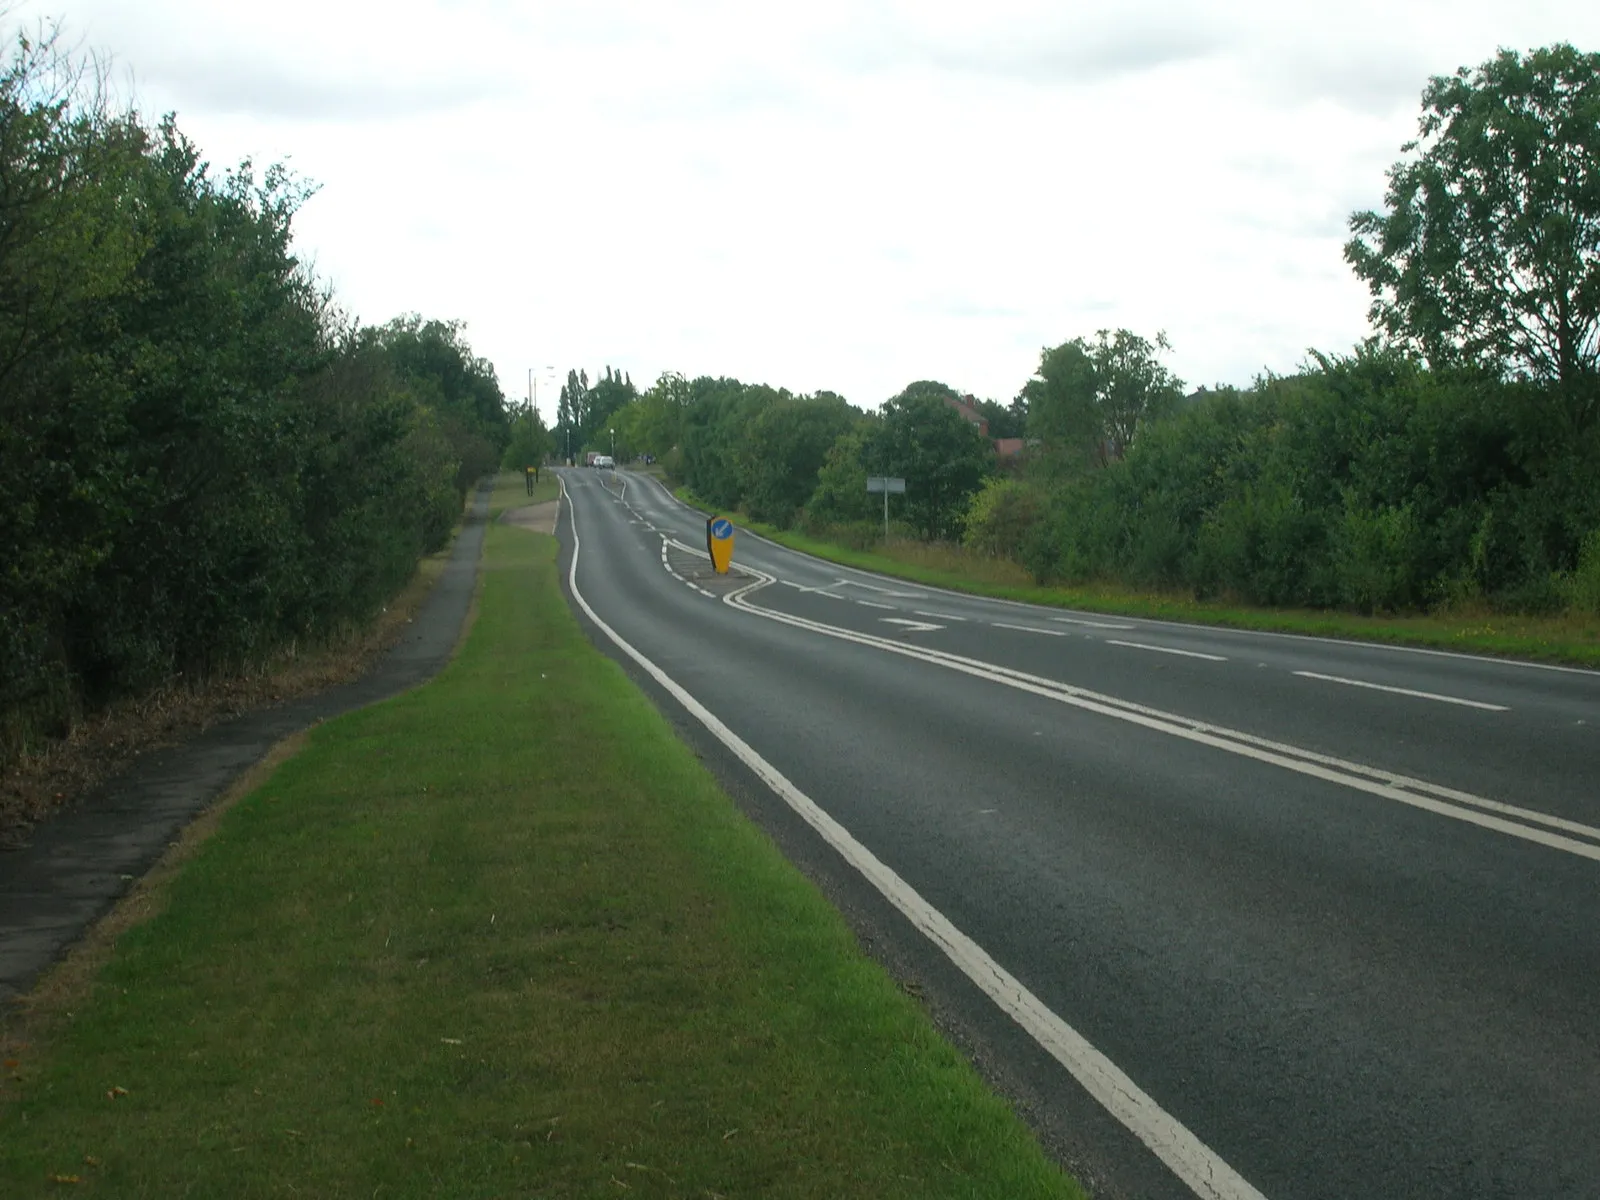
top-left (16, 0), bottom-right (1600, 409)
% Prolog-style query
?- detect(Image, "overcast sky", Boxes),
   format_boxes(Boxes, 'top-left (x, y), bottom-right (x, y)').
top-left (23, 1), bottom-right (1600, 415)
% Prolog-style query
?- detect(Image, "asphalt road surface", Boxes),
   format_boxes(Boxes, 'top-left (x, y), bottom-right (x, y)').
top-left (555, 467), bottom-right (1600, 1200)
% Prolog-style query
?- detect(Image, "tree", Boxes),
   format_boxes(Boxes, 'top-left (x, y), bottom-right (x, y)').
top-left (737, 391), bottom-right (858, 525)
top-left (871, 385), bottom-right (993, 540)
top-left (584, 365), bottom-right (636, 450)
top-left (501, 401), bottom-right (551, 470)
top-left (556, 368), bottom-right (588, 462)
top-left (625, 371), bottom-right (691, 460)
top-left (1023, 329), bottom-right (1183, 470)
top-left (806, 421), bottom-right (880, 527)
top-left (1346, 44), bottom-right (1600, 428)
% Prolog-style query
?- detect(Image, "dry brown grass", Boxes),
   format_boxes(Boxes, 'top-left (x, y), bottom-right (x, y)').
top-left (0, 551), bottom-right (451, 847)
top-left (876, 538), bottom-right (1036, 587)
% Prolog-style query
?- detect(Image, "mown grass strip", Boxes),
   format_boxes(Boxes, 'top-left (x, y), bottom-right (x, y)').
top-left (0, 507), bottom-right (1082, 1198)
top-left (667, 482), bottom-right (1600, 668)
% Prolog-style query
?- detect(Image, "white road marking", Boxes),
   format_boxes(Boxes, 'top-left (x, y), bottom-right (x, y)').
top-left (720, 572), bottom-right (1600, 861)
top-left (915, 611), bottom-right (968, 621)
top-left (839, 579), bottom-right (927, 597)
top-left (993, 622), bottom-right (1068, 636)
top-left (562, 479), bottom-right (1269, 1200)
top-left (1293, 671), bottom-right (1508, 712)
top-left (1108, 640), bottom-right (1229, 663)
top-left (1051, 616), bottom-right (1139, 630)
top-left (882, 618), bottom-right (943, 633)
top-left (857, 600), bottom-right (896, 610)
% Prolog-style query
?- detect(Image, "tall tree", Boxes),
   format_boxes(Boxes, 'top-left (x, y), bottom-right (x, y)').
top-left (557, 368), bottom-right (588, 461)
top-left (1024, 330), bottom-right (1183, 470)
top-left (584, 364), bottom-right (637, 451)
top-left (871, 385), bottom-right (993, 540)
top-left (1346, 43), bottom-right (1600, 427)
top-left (737, 391), bottom-right (858, 525)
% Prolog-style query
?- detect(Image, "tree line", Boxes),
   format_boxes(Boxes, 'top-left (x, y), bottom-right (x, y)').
top-left (0, 26), bottom-right (510, 770)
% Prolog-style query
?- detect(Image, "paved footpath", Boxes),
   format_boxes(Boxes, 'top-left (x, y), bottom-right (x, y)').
top-left (0, 486), bottom-right (491, 1007)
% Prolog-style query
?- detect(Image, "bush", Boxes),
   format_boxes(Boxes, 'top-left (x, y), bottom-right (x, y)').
top-left (1562, 529), bottom-right (1600, 616)
top-left (963, 479), bottom-right (1046, 559)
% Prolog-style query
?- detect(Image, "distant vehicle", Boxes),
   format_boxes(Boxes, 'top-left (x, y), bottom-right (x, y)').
top-left (585, 452), bottom-right (601, 467)
top-left (594, 455), bottom-right (615, 470)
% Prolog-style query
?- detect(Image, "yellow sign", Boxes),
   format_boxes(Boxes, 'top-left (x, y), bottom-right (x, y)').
top-left (706, 516), bottom-right (735, 575)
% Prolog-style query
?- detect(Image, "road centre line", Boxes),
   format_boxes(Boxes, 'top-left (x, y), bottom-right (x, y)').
top-left (1108, 640), bottom-right (1229, 662)
top-left (915, 611), bottom-right (968, 621)
top-left (857, 600), bottom-right (897, 610)
top-left (992, 622), bottom-right (1069, 636)
top-left (1292, 670), bottom-right (1509, 711)
top-left (1051, 616), bottom-right (1139, 630)
top-left (721, 570), bottom-right (1600, 860)
top-left (564, 482), bottom-right (1268, 1200)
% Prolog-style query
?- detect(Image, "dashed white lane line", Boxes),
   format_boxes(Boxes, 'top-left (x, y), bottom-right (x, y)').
top-left (723, 567), bottom-right (1600, 860)
top-left (992, 622), bottom-right (1068, 636)
top-left (1051, 616), bottom-right (1138, 630)
top-left (1294, 670), bottom-right (1509, 712)
top-left (882, 618), bottom-right (943, 633)
top-left (915, 611), bottom-right (968, 622)
top-left (1107, 640), bottom-right (1229, 663)
top-left (857, 600), bottom-right (897, 610)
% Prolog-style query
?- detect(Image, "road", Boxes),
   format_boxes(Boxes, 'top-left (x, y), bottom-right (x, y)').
top-left (555, 466), bottom-right (1600, 1200)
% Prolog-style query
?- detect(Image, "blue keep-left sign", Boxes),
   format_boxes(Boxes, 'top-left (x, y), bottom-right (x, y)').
top-left (707, 516), bottom-right (735, 574)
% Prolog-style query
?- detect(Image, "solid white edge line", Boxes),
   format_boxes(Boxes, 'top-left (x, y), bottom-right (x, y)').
top-left (620, 471), bottom-right (1600, 679)
top-left (560, 477), bottom-right (1268, 1200)
top-left (1108, 640), bottom-right (1229, 663)
top-left (1294, 671), bottom-right (1509, 712)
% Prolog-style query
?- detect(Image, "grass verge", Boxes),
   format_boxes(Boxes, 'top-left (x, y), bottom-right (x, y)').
top-left (0, 517), bottom-right (1082, 1198)
top-left (666, 482), bottom-right (1600, 668)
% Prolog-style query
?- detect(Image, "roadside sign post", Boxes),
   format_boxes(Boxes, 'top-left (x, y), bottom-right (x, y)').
top-left (865, 476), bottom-right (906, 542)
top-left (706, 516), bottom-right (735, 575)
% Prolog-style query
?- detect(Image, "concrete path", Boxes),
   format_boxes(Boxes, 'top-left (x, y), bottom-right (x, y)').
top-left (0, 486), bottom-right (491, 1006)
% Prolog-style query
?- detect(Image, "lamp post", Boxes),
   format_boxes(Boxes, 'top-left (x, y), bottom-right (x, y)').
top-left (610, 427), bottom-right (615, 459)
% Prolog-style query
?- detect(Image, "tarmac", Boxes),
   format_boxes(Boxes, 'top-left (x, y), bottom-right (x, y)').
top-left (0, 485), bottom-right (491, 1007)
